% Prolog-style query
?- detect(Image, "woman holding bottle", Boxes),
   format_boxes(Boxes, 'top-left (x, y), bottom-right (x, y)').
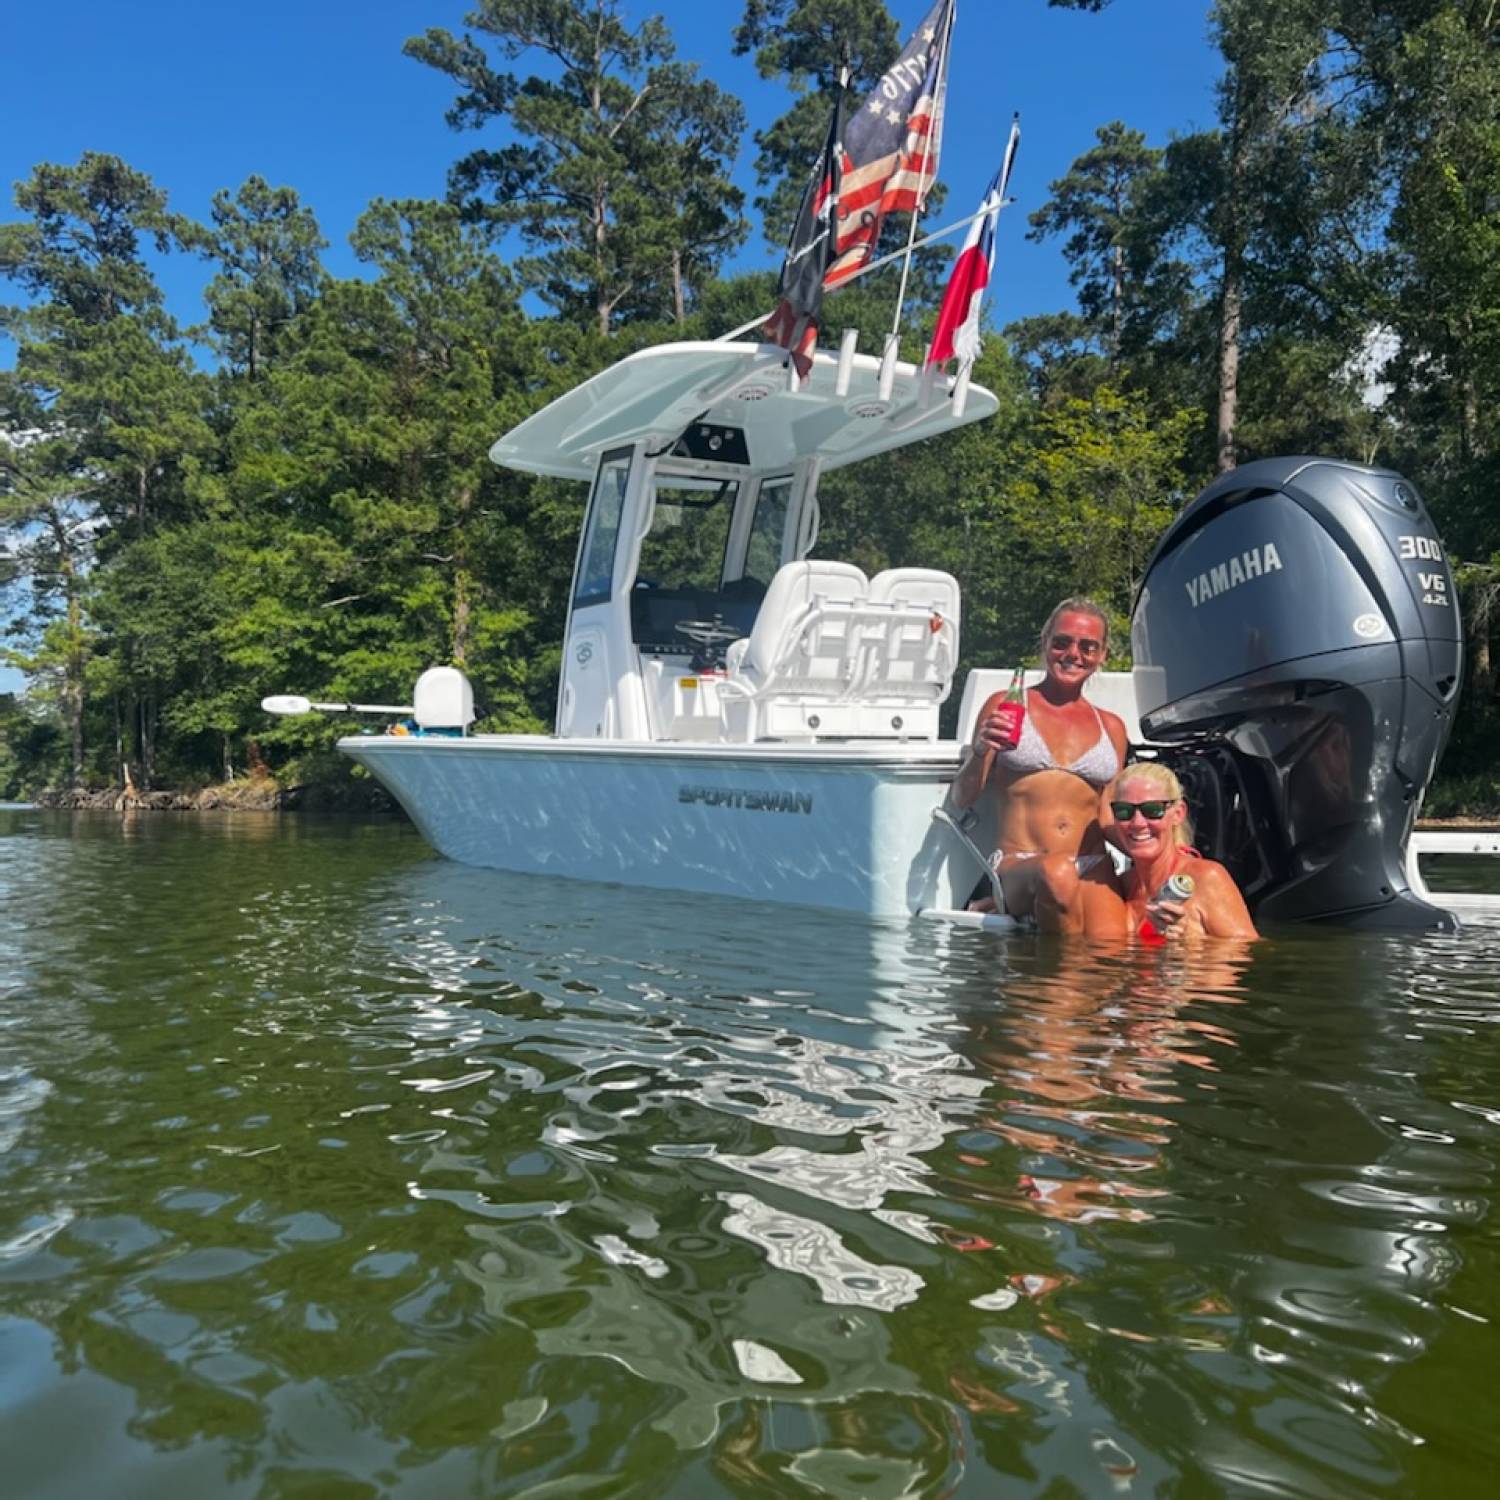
top-left (1101, 761), bottom-right (1259, 941)
top-left (951, 597), bottom-right (1129, 933)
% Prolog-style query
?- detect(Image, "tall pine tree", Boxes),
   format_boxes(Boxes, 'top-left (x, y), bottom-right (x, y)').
top-left (405, 1), bottom-right (746, 336)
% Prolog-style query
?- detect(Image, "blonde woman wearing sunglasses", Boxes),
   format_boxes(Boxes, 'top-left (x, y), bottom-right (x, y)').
top-left (1101, 762), bottom-right (1259, 941)
top-left (952, 597), bottom-right (1128, 932)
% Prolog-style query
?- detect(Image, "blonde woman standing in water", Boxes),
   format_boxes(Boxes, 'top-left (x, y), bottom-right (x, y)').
top-left (952, 597), bottom-right (1128, 933)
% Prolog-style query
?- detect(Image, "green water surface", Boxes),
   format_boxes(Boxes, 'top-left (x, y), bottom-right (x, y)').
top-left (2, 808), bottom-right (1498, 1497)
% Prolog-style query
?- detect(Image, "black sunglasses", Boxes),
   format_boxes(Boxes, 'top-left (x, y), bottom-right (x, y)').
top-left (1110, 798), bottom-right (1178, 821)
top-left (1049, 633), bottom-right (1103, 658)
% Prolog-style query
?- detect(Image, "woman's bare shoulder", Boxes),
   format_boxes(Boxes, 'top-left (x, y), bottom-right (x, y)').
top-left (1097, 706), bottom-right (1129, 756)
top-left (1186, 857), bottom-right (1259, 935)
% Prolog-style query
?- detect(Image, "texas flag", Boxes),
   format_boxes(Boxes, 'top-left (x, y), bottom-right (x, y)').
top-left (928, 117), bottom-right (1020, 369)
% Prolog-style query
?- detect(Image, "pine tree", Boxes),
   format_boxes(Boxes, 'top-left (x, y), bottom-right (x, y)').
top-left (1, 155), bottom-right (207, 786)
top-left (405, 1), bottom-right (746, 336)
top-left (199, 176), bottom-right (327, 379)
top-left (1175, 1), bottom-right (1329, 472)
top-left (1026, 122), bottom-right (1166, 365)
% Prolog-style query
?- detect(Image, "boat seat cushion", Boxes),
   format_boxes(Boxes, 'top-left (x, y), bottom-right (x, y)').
top-left (729, 560), bottom-right (870, 687)
top-left (864, 568), bottom-right (962, 703)
top-left (721, 562), bottom-right (961, 741)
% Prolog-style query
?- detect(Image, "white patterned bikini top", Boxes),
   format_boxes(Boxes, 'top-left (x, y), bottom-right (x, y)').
top-left (996, 701), bottom-right (1121, 789)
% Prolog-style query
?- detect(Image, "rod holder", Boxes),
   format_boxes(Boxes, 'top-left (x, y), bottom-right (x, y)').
top-left (834, 328), bottom-right (858, 396)
top-left (877, 334), bottom-right (899, 402)
top-left (917, 344), bottom-right (938, 407)
top-left (951, 361), bottom-right (972, 419)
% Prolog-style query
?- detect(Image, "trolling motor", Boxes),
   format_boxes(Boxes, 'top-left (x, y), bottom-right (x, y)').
top-left (1131, 457), bottom-right (1463, 929)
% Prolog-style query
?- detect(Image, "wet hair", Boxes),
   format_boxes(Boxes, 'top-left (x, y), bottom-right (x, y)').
top-left (1110, 760), bottom-right (1195, 848)
top-left (1038, 596), bottom-right (1111, 662)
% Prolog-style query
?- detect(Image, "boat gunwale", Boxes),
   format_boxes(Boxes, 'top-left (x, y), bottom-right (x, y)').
top-left (339, 733), bottom-right (965, 774)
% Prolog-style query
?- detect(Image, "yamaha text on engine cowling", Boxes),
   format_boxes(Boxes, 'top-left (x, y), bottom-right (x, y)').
top-left (1131, 457), bottom-right (1462, 929)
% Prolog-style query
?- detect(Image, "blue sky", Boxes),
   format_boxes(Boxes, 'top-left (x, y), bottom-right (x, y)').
top-left (1, 0), bottom-right (1222, 694)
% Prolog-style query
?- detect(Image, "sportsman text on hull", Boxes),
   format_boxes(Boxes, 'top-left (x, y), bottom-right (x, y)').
top-left (1131, 457), bottom-right (1462, 929)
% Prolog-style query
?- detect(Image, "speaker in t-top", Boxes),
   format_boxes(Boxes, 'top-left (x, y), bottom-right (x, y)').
top-left (1131, 457), bottom-right (1462, 929)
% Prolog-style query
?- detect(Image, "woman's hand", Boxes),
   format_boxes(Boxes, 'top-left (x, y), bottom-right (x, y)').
top-left (954, 692), bottom-right (1023, 809)
top-left (1144, 895), bottom-right (1189, 934)
top-left (973, 705), bottom-right (1022, 754)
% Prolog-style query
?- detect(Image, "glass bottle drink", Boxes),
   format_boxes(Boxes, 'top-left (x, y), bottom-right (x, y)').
top-left (993, 666), bottom-right (1027, 749)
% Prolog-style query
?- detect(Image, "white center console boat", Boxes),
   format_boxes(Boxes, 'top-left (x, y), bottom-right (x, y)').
top-left (326, 339), bottom-right (1496, 928)
top-left (342, 339), bottom-right (1000, 917)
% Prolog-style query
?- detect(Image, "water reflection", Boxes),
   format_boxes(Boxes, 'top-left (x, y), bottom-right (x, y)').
top-left (1, 810), bottom-right (1498, 1496)
top-left (961, 944), bottom-right (1250, 1229)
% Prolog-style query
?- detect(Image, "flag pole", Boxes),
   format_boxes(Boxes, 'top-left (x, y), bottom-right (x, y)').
top-left (888, 207), bottom-right (924, 342)
top-left (889, 0), bottom-right (957, 339)
top-left (715, 196), bottom-right (1013, 346)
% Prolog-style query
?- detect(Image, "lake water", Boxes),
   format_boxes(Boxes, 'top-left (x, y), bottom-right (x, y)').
top-left (3, 807), bottom-right (1499, 1497)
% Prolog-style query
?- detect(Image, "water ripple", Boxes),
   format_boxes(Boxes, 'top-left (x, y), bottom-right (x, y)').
top-left (2, 808), bottom-right (1499, 1495)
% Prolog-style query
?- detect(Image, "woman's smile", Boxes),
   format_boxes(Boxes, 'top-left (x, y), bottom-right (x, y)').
top-left (1121, 821), bottom-right (1165, 855)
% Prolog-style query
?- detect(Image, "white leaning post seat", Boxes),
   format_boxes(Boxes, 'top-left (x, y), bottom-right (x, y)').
top-left (720, 561), bottom-right (871, 740)
top-left (859, 568), bottom-right (962, 738)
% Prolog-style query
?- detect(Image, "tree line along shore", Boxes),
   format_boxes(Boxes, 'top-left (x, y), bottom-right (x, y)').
top-left (2, 1), bottom-right (1496, 817)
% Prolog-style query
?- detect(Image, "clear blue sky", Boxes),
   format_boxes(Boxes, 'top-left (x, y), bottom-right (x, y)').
top-left (1, 0), bottom-right (1221, 694)
top-left (2, 0), bottom-right (1221, 327)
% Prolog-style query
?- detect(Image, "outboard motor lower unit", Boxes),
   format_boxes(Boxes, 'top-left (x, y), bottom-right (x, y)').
top-left (1132, 458), bottom-right (1462, 928)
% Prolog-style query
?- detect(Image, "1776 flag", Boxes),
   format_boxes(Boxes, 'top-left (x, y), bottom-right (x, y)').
top-left (763, 0), bottom-right (955, 372)
top-left (827, 0), bottom-right (956, 287)
top-left (928, 116), bottom-right (1021, 369)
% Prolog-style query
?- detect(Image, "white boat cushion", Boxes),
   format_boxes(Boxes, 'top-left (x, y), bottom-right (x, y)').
top-left (720, 561), bottom-right (870, 738)
top-left (730, 560), bottom-right (870, 686)
top-left (864, 568), bottom-right (962, 704)
top-left (720, 562), bottom-right (962, 741)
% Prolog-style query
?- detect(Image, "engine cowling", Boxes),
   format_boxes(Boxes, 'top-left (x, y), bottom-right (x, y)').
top-left (1130, 457), bottom-right (1462, 928)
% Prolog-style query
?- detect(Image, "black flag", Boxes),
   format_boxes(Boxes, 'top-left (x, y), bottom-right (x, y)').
top-left (762, 87), bottom-right (846, 377)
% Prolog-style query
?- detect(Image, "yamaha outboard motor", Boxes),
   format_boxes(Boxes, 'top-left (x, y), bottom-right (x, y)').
top-left (1131, 458), bottom-right (1462, 929)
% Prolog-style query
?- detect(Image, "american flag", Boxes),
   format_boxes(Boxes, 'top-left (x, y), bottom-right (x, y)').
top-left (826, 0), bottom-right (956, 288)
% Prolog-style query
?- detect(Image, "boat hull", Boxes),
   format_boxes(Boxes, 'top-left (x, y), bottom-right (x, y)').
top-left (340, 735), bottom-right (979, 916)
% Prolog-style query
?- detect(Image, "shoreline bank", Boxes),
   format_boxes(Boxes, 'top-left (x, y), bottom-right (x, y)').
top-left (28, 782), bottom-right (395, 814)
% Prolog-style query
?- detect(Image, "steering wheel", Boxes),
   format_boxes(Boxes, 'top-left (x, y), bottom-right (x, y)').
top-left (673, 616), bottom-right (742, 672)
top-left (674, 618), bottom-right (742, 647)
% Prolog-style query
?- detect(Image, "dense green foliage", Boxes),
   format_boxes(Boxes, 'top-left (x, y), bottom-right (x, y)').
top-left (2, 0), bottom-right (1496, 807)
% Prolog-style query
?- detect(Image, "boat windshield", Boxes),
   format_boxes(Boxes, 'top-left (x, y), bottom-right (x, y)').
top-left (632, 476), bottom-right (762, 651)
top-left (743, 476), bottom-right (793, 590)
top-left (638, 477), bottom-right (739, 592)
